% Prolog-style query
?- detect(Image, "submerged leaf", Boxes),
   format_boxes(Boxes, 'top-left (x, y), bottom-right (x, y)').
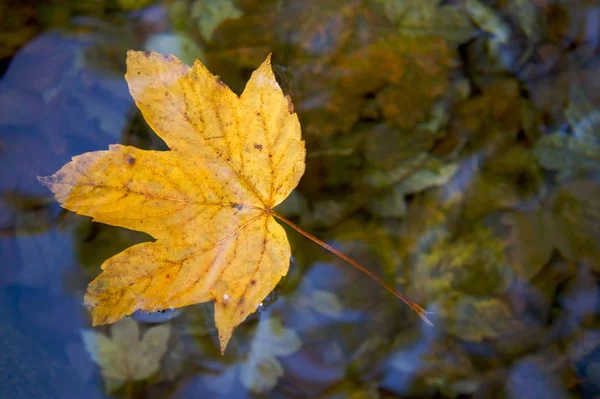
top-left (465, 0), bottom-right (511, 43)
top-left (504, 207), bottom-right (554, 281)
top-left (170, 0), bottom-right (243, 42)
top-left (534, 87), bottom-right (600, 180)
top-left (448, 297), bottom-right (519, 342)
top-left (309, 290), bottom-right (343, 318)
top-left (240, 317), bottom-right (302, 393)
top-left (450, 78), bottom-right (522, 151)
top-left (378, 0), bottom-right (475, 46)
top-left (144, 33), bottom-right (204, 67)
top-left (214, 0), bottom-right (453, 137)
top-left (546, 180), bottom-right (600, 269)
top-left (510, 0), bottom-right (546, 43)
top-left (344, 36), bottom-right (452, 130)
top-left (406, 220), bottom-right (522, 341)
top-left (505, 179), bottom-right (600, 277)
top-left (367, 158), bottom-right (458, 217)
top-left (415, 225), bottom-right (512, 299)
top-left (81, 318), bottom-right (170, 391)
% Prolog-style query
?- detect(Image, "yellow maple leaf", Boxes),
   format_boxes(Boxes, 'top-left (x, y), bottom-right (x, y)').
top-left (40, 51), bottom-right (430, 353)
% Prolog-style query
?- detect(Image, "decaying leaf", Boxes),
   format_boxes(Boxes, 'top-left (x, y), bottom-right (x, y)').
top-left (40, 51), bottom-right (305, 352)
top-left (367, 158), bottom-right (458, 217)
top-left (503, 207), bottom-right (554, 281)
top-left (510, 0), bottom-right (546, 43)
top-left (465, 0), bottom-right (511, 44)
top-left (546, 180), bottom-right (600, 269)
top-left (81, 318), bottom-right (171, 391)
top-left (294, 279), bottom-right (344, 319)
top-left (202, 316), bottom-right (302, 395)
top-left (448, 297), bottom-right (520, 342)
top-left (170, 0), bottom-right (242, 42)
top-left (504, 180), bottom-right (600, 277)
top-left (211, 0), bottom-right (455, 137)
top-left (534, 87), bottom-right (600, 180)
top-left (378, 0), bottom-right (475, 46)
top-left (340, 36), bottom-right (452, 130)
top-left (449, 78), bottom-right (523, 151)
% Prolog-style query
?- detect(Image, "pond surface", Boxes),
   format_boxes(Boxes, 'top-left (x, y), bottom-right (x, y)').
top-left (1, 0), bottom-right (600, 398)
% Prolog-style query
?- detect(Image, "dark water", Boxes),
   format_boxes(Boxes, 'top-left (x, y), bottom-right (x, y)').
top-left (1, 0), bottom-right (600, 398)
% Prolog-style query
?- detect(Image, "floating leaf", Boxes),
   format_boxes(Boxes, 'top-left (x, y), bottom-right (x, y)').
top-left (81, 318), bottom-right (170, 392)
top-left (40, 51), bottom-right (305, 352)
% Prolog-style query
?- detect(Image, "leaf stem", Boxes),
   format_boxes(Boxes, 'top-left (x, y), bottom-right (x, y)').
top-left (271, 210), bottom-right (433, 326)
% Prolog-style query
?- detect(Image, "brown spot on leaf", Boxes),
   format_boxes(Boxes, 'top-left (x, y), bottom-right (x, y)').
top-left (254, 143), bottom-right (263, 151)
top-left (127, 156), bottom-right (136, 165)
top-left (285, 95), bottom-right (294, 114)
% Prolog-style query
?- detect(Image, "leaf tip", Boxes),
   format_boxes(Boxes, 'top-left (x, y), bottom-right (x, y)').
top-left (218, 331), bottom-right (232, 355)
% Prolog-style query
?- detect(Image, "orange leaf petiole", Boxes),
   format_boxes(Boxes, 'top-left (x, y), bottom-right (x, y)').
top-left (271, 210), bottom-right (433, 326)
